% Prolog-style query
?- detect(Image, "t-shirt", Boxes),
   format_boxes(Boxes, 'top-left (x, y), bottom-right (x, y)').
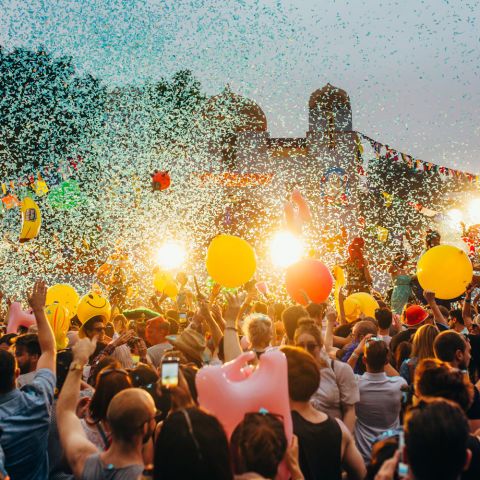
top-left (311, 350), bottom-right (359, 419)
top-left (354, 372), bottom-right (407, 463)
top-left (81, 453), bottom-right (143, 480)
top-left (147, 342), bottom-right (173, 368)
top-left (0, 368), bottom-right (56, 480)
top-left (17, 370), bottom-right (36, 388)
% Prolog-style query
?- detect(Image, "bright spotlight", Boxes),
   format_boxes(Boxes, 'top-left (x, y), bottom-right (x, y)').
top-left (447, 208), bottom-right (463, 225)
top-left (269, 231), bottom-right (303, 268)
top-left (468, 199), bottom-right (480, 224)
top-left (156, 241), bottom-right (186, 270)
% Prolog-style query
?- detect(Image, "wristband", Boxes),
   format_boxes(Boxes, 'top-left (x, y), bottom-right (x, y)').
top-left (351, 351), bottom-right (360, 359)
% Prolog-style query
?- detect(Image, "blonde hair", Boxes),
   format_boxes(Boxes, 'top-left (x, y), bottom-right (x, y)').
top-left (242, 314), bottom-right (272, 348)
top-left (412, 324), bottom-right (439, 361)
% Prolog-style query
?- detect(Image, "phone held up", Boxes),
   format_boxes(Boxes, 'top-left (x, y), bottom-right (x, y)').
top-left (161, 357), bottom-right (180, 388)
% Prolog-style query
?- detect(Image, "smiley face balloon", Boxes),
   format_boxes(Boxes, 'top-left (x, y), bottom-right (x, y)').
top-left (77, 291), bottom-right (112, 324)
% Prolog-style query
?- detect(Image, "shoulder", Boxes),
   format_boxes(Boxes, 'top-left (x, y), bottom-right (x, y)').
top-left (21, 368), bottom-right (56, 398)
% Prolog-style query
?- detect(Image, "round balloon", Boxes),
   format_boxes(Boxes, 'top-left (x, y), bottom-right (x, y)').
top-left (417, 245), bottom-right (473, 300)
top-left (77, 291), bottom-right (112, 325)
top-left (285, 259), bottom-right (333, 305)
top-left (206, 235), bottom-right (256, 288)
top-left (46, 284), bottom-right (79, 319)
top-left (153, 271), bottom-right (179, 299)
top-left (45, 303), bottom-right (70, 349)
top-left (343, 292), bottom-right (379, 322)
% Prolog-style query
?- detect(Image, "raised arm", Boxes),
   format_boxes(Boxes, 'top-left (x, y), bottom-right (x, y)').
top-left (424, 290), bottom-right (448, 326)
top-left (57, 337), bottom-right (98, 479)
top-left (462, 285), bottom-right (474, 329)
top-left (223, 293), bottom-right (243, 362)
top-left (28, 280), bottom-right (56, 373)
top-left (198, 301), bottom-right (223, 349)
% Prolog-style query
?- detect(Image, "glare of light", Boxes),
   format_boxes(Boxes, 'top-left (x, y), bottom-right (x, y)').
top-left (156, 241), bottom-right (186, 270)
top-left (269, 231), bottom-right (304, 268)
top-left (447, 209), bottom-right (464, 225)
top-left (468, 199), bottom-right (480, 224)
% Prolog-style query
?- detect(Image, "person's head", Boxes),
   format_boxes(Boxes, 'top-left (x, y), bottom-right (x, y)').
top-left (231, 412), bottom-right (287, 479)
top-left (0, 349), bottom-right (17, 394)
top-left (146, 317), bottom-right (170, 346)
top-left (282, 305), bottom-right (308, 344)
top-left (14, 333), bottom-right (40, 374)
top-left (434, 330), bottom-right (471, 370)
top-left (271, 303), bottom-right (285, 322)
top-left (375, 307), bottom-right (392, 331)
top-left (0, 333), bottom-right (17, 351)
top-left (411, 324), bottom-right (439, 361)
top-left (112, 314), bottom-right (128, 335)
top-left (82, 316), bottom-right (105, 342)
top-left (425, 229), bottom-right (441, 250)
top-left (449, 309), bottom-right (465, 332)
top-left (363, 338), bottom-right (388, 373)
top-left (306, 303), bottom-right (327, 324)
top-left (242, 314), bottom-right (272, 350)
top-left (414, 358), bottom-right (474, 412)
top-left (154, 407), bottom-right (233, 480)
top-left (253, 301), bottom-right (268, 315)
top-left (404, 399), bottom-right (471, 480)
top-left (294, 318), bottom-right (323, 360)
top-left (89, 366), bottom-right (132, 422)
top-left (280, 346), bottom-right (320, 403)
top-left (351, 320), bottom-right (377, 343)
top-left (107, 388), bottom-right (156, 445)
top-left (367, 435), bottom-right (400, 480)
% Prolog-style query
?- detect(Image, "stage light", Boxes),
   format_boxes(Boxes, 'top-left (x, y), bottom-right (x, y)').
top-left (269, 231), bottom-right (303, 268)
top-left (468, 199), bottom-right (480, 224)
top-left (156, 241), bottom-right (186, 270)
top-left (447, 208), bottom-right (463, 225)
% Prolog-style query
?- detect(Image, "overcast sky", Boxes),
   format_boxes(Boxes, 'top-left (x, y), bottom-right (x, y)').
top-left (1, 0), bottom-right (479, 172)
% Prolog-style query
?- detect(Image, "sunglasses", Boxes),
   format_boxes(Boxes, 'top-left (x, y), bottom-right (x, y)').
top-left (92, 326), bottom-right (106, 333)
top-left (296, 341), bottom-right (319, 353)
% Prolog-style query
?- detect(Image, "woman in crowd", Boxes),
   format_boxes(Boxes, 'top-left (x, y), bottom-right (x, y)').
top-left (343, 237), bottom-right (372, 295)
top-left (294, 319), bottom-right (358, 432)
top-left (280, 346), bottom-right (366, 480)
top-left (399, 324), bottom-right (439, 384)
top-left (242, 313), bottom-right (273, 358)
top-left (389, 252), bottom-right (412, 315)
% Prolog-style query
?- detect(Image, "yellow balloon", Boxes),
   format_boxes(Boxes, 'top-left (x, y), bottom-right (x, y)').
top-left (344, 292), bottom-right (379, 322)
top-left (417, 245), bottom-right (473, 300)
top-left (77, 291), bottom-right (112, 325)
top-left (45, 303), bottom-right (70, 350)
top-left (46, 284), bottom-right (79, 320)
top-left (206, 234), bottom-right (256, 288)
top-left (153, 271), bottom-right (179, 299)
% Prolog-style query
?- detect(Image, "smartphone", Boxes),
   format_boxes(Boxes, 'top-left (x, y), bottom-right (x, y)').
top-left (397, 430), bottom-right (409, 478)
top-left (179, 312), bottom-right (187, 324)
top-left (161, 357), bottom-right (179, 388)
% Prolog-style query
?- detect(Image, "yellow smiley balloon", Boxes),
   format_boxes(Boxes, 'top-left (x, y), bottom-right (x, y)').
top-left (77, 291), bottom-right (112, 325)
top-left (46, 284), bottom-right (79, 320)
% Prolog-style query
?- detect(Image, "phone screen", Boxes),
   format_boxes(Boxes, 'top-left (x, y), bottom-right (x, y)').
top-left (161, 358), bottom-right (179, 388)
top-left (179, 312), bottom-right (187, 324)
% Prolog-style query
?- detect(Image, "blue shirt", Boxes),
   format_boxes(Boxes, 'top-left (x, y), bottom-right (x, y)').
top-left (0, 369), bottom-right (56, 480)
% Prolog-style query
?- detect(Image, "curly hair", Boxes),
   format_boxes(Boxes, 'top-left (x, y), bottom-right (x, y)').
top-left (242, 314), bottom-right (272, 349)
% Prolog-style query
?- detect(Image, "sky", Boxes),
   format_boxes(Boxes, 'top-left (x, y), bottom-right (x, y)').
top-left (1, 0), bottom-right (479, 172)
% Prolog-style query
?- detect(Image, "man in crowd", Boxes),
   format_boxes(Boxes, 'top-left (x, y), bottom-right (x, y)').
top-left (0, 280), bottom-right (56, 480)
top-left (375, 307), bottom-right (393, 346)
top-left (13, 333), bottom-right (41, 387)
top-left (146, 317), bottom-right (172, 368)
top-left (57, 335), bottom-right (156, 479)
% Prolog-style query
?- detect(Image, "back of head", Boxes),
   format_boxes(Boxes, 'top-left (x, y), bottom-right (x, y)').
top-left (14, 333), bottom-right (41, 356)
top-left (405, 399), bottom-right (469, 480)
top-left (282, 305), bottom-right (308, 343)
top-left (306, 302), bottom-right (326, 320)
top-left (231, 412), bottom-right (287, 479)
top-left (280, 346), bottom-right (320, 402)
top-left (434, 330), bottom-right (466, 363)
top-left (0, 349), bottom-right (16, 394)
top-left (154, 407), bottom-right (232, 480)
top-left (375, 307), bottom-right (392, 330)
top-left (253, 301), bottom-right (268, 315)
top-left (354, 320), bottom-right (378, 340)
top-left (412, 324), bottom-right (439, 361)
top-left (242, 314), bottom-right (272, 347)
top-left (107, 388), bottom-right (155, 444)
top-left (450, 309), bottom-right (464, 326)
top-left (414, 358), bottom-right (473, 412)
top-left (364, 338), bottom-right (388, 372)
top-left (294, 318), bottom-right (323, 349)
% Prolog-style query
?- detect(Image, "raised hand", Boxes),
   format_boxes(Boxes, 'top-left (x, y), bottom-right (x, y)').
top-left (28, 280), bottom-right (47, 312)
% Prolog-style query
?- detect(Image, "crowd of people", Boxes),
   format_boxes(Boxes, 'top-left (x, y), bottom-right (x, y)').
top-left (1, 231), bottom-right (480, 480)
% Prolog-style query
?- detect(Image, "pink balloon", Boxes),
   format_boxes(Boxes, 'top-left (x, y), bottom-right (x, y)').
top-left (196, 349), bottom-right (292, 480)
top-left (7, 302), bottom-right (36, 334)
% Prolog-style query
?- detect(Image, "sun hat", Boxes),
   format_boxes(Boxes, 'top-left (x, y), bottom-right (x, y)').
top-left (167, 328), bottom-right (206, 364)
top-left (403, 305), bottom-right (429, 327)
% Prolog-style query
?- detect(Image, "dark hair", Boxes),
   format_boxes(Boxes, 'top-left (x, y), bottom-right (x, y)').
top-left (353, 320), bottom-right (377, 340)
top-left (154, 407), bottom-right (233, 480)
top-left (375, 308), bottom-right (392, 330)
top-left (89, 367), bottom-right (132, 422)
top-left (449, 309), bottom-right (464, 326)
top-left (405, 399), bottom-right (469, 480)
top-left (395, 341), bottom-right (412, 370)
top-left (105, 322), bottom-right (115, 338)
top-left (0, 349), bottom-right (16, 394)
top-left (56, 349), bottom-right (74, 394)
top-left (294, 318), bottom-right (324, 350)
top-left (280, 346), bottom-right (320, 401)
top-left (366, 437), bottom-right (399, 480)
top-left (129, 364), bottom-right (158, 388)
top-left (434, 331), bottom-right (467, 363)
top-left (364, 339), bottom-right (388, 372)
top-left (282, 306), bottom-right (308, 342)
top-left (253, 302), bottom-right (268, 315)
top-left (14, 333), bottom-right (41, 357)
top-left (0, 333), bottom-right (17, 347)
top-left (83, 316), bottom-right (104, 332)
top-left (306, 303), bottom-right (326, 320)
top-left (231, 413), bottom-right (287, 478)
top-left (414, 358), bottom-right (474, 412)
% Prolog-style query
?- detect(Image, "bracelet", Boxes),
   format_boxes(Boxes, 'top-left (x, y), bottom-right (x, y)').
top-left (351, 352), bottom-right (360, 359)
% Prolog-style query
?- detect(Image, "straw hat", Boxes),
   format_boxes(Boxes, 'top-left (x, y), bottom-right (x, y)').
top-left (167, 328), bottom-right (206, 364)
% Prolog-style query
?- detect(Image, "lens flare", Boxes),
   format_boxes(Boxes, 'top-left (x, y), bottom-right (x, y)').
top-left (269, 231), bottom-right (303, 268)
top-left (156, 241), bottom-right (186, 270)
top-left (468, 199), bottom-right (480, 224)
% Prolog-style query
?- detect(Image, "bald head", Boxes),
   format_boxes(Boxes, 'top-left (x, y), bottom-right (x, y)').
top-left (107, 388), bottom-right (156, 443)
